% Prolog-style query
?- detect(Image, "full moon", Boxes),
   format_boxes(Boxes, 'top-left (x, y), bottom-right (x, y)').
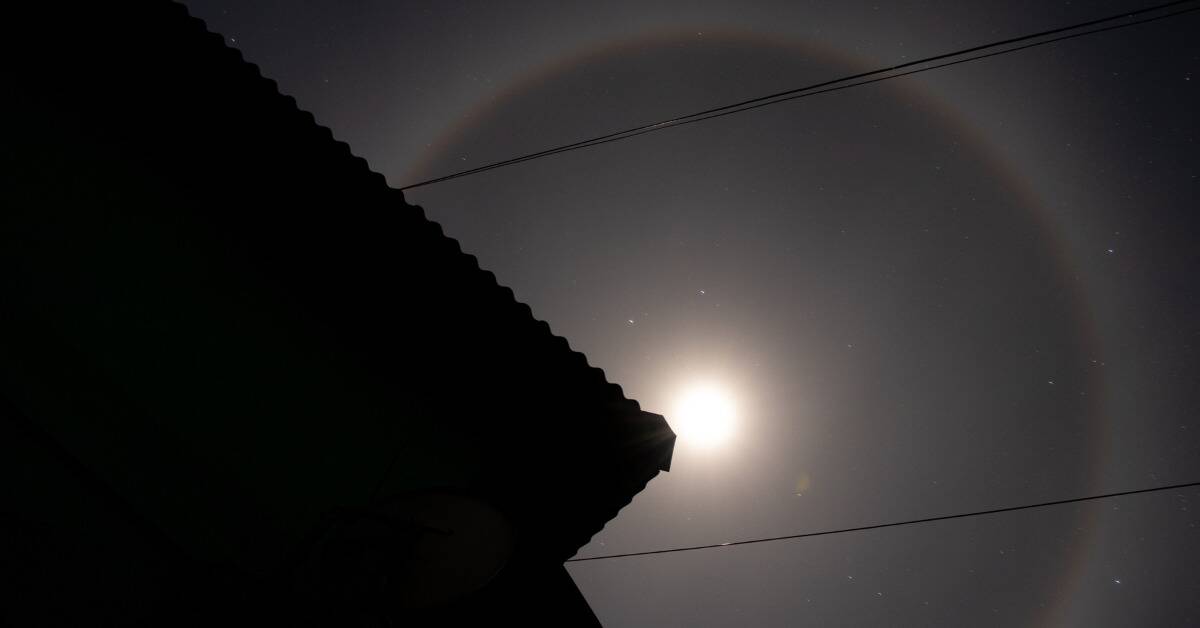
top-left (672, 384), bottom-right (738, 449)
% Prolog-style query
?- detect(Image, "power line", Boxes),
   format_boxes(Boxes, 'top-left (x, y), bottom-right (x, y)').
top-left (566, 479), bottom-right (1200, 562)
top-left (400, 0), bottom-right (1199, 191)
top-left (579, 3), bottom-right (1200, 154)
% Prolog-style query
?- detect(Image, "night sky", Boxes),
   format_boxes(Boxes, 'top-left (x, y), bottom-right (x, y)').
top-left (182, 1), bottom-right (1199, 625)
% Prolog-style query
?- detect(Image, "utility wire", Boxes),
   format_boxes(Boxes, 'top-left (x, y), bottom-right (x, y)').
top-left (566, 479), bottom-right (1200, 562)
top-left (400, 0), bottom-right (1199, 191)
top-left (564, 3), bottom-right (1200, 158)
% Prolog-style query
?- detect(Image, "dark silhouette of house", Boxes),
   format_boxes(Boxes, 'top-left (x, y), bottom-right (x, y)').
top-left (1, 2), bottom-right (674, 625)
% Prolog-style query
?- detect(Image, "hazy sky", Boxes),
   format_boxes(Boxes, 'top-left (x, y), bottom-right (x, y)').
top-left (183, 1), bottom-right (1199, 625)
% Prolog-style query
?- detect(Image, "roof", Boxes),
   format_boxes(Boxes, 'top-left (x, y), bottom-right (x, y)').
top-left (2, 0), bottom-right (674, 616)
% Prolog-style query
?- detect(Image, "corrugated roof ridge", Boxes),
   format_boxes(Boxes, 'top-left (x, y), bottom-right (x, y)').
top-left (169, 2), bottom-right (387, 190)
top-left (175, 2), bottom-right (651, 418)
top-left (566, 472), bottom-right (662, 560)
top-left (424, 227), bottom-right (644, 412)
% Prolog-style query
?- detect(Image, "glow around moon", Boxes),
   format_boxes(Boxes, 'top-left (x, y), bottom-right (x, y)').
top-left (671, 383), bottom-right (738, 449)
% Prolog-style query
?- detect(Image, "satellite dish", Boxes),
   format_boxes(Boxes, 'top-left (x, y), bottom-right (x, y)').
top-left (300, 489), bottom-right (514, 611)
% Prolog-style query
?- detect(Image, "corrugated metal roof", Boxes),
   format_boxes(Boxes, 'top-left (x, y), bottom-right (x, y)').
top-left (3, 0), bottom-right (674, 581)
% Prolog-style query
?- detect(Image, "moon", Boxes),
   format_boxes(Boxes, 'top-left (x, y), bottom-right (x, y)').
top-left (671, 384), bottom-right (738, 449)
